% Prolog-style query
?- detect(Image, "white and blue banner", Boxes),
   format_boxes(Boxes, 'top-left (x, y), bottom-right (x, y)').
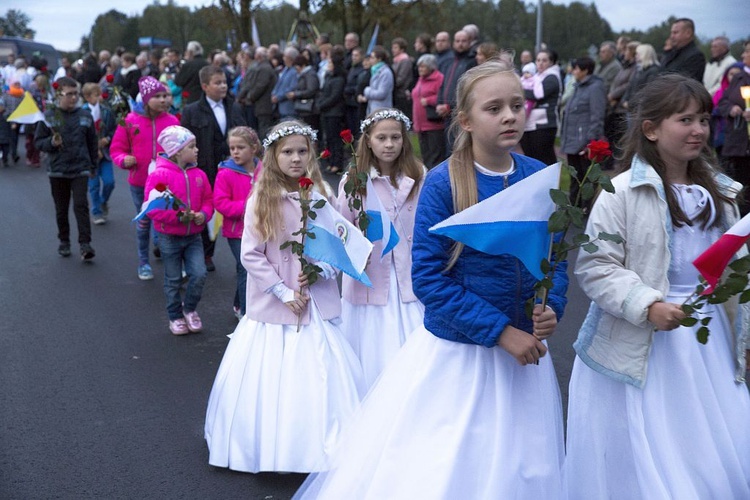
top-left (429, 162), bottom-right (561, 280)
top-left (304, 197), bottom-right (374, 287)
top-left (365, 176), bottom-right (400, 258)
top-left (133, 189), bottom-right (173, 222)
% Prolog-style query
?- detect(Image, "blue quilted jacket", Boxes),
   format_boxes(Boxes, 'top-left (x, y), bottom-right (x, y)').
top-left (412, 153), bottom-right (568, 347)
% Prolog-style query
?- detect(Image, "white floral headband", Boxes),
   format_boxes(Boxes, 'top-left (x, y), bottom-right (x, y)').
top-left (263, 124), bottom-right (318, 149)
top-left (360, 109), bottom-right (412, 134)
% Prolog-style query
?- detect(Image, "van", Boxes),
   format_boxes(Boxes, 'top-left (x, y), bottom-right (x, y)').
top-left (0, 37), bottom-right (61, 74)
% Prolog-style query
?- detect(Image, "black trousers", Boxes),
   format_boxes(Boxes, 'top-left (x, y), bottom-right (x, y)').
top-left (50, 176), bottom-right (91, 244)
top-left (418, 130), bottom-right (446, 169)
top-left (520, 128), bottom-right (558, 166)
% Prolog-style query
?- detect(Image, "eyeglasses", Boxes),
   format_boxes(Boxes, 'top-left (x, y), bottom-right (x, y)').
top-left (60, 91), bottom-right (79, 98)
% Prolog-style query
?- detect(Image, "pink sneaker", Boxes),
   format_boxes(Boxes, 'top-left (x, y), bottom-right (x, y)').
top-left (183, 311), bottom-right (203, 333)
top-left (169, 318), bottom-right (189, 335)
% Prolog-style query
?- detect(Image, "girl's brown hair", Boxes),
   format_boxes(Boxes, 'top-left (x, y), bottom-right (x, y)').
top-left (620, 73), bottom-right (733, 229)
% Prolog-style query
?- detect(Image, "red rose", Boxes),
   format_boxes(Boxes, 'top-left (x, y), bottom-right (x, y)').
top-left (41, 66), bottom-right (48, 73)
top-left (587, 139), bottom-right (612, 163)
top-left (95, 119), bottom-right (102, 133)
top-left (106, 74), bottom-right (114, 83)
top-left (320, 149), bottom-right (331, 159)
top-left (52, 81), bottom-right (59, 90)
top-left (174, 113), bottom-right (182, 122)
top-left (298, 177), bottom-right (314, 189)
top-left (154, 183), bottom-right (168, 192)
top-left (101, 92), bottom-right (109, 99)
top-left (340, 129), bottom-right (354, 144)
top-left (182, 90), bottom-right (190, 98)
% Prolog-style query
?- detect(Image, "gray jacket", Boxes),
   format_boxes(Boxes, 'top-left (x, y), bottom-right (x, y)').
top-left (559, 74), bottom-right (607, 155)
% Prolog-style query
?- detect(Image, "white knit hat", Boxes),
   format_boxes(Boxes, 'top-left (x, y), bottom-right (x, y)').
top-left (158, 126), bottom-right (196, 158)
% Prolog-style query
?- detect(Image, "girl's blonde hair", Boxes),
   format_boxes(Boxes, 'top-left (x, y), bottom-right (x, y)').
top-left (252, 120), bottom-right (330, 242)
top-left (446, 60), bottom-right (520, 270)
top-left (354, 108), bottom-right (424, 200)
top-left (227, 126), bottom-right (261, 153)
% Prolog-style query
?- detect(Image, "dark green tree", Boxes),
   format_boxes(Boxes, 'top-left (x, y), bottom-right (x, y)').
top-left (0, 9), bottom-right (35, 39)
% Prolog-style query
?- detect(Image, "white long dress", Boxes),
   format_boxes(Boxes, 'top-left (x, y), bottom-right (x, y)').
top-left (341, 263), bottom-right (424, 388)
top-left (204, 297), bottom-right (365, 473)
top-left (565, 184), bottom-right (750, 499)
top-left (294, 325), bottom-right (565, 499)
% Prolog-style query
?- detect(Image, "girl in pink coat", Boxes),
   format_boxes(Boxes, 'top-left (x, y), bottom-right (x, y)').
top-left (110, 76), bottom-right (180, 280)
top-left (144, 126), bottom-right (213, 335)
top-left (213, 126), bottom-right (263, 319)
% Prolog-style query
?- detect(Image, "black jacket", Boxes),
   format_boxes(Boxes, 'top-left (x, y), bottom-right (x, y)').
top-left (34, 107), bottom-right (98, 177)
top-left (180, 94), bottom-right (247, 184)
top-left (318, 72), bottom-right (346, 118)
top-left (662, 40), bottom-right (706, 82)
top-left (238, 60), bottom-right (278, 117)
top-left (175, 56), bottom-right (210, 105)
top-left (437, 50), bottom-right (476, 109)
top-left (345, 63), bottom-right (365, 108)
top-left (294, 67), bottom-right (320, 117)
top-left (718, 70), bottom-right (750, 158)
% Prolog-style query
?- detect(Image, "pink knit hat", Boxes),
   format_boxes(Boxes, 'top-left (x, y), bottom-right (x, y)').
top-left (158, 126), bottom-right (196, 157)
top-left (138, 76), bottom-right (167, 105)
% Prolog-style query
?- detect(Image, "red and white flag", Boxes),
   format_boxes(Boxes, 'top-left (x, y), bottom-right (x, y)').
top-left (693, 212), bottom-right (750, 293)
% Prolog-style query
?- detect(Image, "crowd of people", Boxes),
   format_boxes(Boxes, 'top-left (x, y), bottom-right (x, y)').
top-left (1, 15), bottom-right (750, 498)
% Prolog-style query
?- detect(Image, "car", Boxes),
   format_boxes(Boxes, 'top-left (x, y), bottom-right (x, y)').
top-left (0, 36), bottom-right (61, 75)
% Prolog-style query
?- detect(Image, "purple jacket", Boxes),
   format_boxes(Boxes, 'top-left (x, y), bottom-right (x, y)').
top-left (213, 157), bottom-right (263, 239)
top-left (336, 170), bottom-right (422, 305)
top-left (145, 155), bottom-right (214, 236)
top-left (241, 191), bottom-right (342, 325)
top-left (110, 111), bottom-right (180, 187)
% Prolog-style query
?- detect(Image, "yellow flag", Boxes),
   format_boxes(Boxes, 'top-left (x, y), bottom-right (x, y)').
top-left (7, 91), bottom-right (46, 124)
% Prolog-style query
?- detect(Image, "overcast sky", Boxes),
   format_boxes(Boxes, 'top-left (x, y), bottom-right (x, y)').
top-left (16, 0), bottom-right (750, 52)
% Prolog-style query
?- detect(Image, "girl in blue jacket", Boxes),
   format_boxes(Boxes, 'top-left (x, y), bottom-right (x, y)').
top-left (295, 60), bottom-right (568, 499)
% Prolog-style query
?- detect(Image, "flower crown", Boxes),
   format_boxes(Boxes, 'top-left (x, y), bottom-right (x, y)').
top-left (263, 124), bottom-right (318, 149)
top-left (360, 109), bottom-right (412, 134)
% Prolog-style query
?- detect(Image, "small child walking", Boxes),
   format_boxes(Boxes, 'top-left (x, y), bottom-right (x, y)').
top-left (81, 83), bottom-right (117, 225)
top-left (213, 126), bottom-right (263, 319)
top-left (295, 60), bottom-right (568, 499)
top-left (337, 108), bottom-right (425, 388)
top-left (110, 76), bottom-right (179, 280)
top-left (144, 126), bottom-right (213, 335)
top-left (205, 121), bottom-right (364, 474)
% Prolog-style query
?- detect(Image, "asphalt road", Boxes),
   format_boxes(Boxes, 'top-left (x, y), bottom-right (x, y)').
top-left (0, 151), bottom-right (590, 499)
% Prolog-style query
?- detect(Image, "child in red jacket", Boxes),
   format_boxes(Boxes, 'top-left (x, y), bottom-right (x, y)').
top-left (145, 126), bottom-right (213, 335)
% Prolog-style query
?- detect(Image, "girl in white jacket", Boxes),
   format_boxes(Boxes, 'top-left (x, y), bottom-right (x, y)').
top-left (565, 74), bottom-right (750, 499)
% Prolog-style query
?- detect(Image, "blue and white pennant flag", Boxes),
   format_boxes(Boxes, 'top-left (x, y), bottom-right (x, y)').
top-left (365, 176), bottom-right (400, 258)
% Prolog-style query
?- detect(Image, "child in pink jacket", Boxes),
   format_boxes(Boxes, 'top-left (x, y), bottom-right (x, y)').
top-left (110, 76), bottom-right (180, 280)
top-left (144, 126), bottom-right (213, 335)
top-left (213, 126), bottom-right (263, 319)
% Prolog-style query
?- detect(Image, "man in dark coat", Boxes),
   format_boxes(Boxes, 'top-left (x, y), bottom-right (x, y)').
top-left (237, 47), bottom-right (278, 140)
top-left (181, 65), bottom-right (247, 270)
top-left (175, 41), bottom-right (210, 105)
top-left (661, 18), bottom-right (706, 82)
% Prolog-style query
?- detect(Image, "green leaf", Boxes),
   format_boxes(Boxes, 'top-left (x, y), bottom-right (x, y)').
top-left (540, 258), bottom-right (552, 275)
top-left (700, 316), bottom-right (712, 326)
top-left (313, 200), bottom-right (327, 209)
top-left (352, 198), bottom-right (361, 210)
top-left (566, 164), bottom-right (578, 183)
top-left (549, 188), bottom-right (569, 207)
top-left (307, 232), bottom-right (316, 239)
top-left (573, 233), bottom-right (590, 245)
top-left (582, 242), bottom-right (598, 253)
top-left (548, 210), bottom-right (569, 233)
top-left (724, 274), bottom-right (749, 292)
top-left (587, 164), bottom-right (602, 183)
top-left (597, 231), bottom-right (624, 244)
top-left (569, 207), bottom-right (585, 228)
top-left (680, 317), bottom-right (698, 327)
top-left (599, 175), bottom-right (615, 193)
top-left (729, 256), bottom-right (750, 273)
top-left (740, 289), bottom-right (750, 304)
top-left (681, 304), bottom-right (695, 315)
top-left (279, 241), bottom-right (291, 250)
top-left (696, 326), bottom-right (709, 344)
top-left (524, 297), bottom-right (535, 319)
top-left (308, 211), bottom-right (317, 220)
top-left (581, 182), bottom-right (596, 201)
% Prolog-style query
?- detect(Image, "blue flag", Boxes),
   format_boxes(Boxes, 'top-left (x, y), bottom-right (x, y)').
top-left (364, 176), bottom-right (400, 258)
top-left (429, 163), bottom-right (561, 280)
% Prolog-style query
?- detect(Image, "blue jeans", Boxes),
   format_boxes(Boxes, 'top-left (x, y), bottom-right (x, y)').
top-left (88, 160), bottom-right (115, 215)
top-left (226, 238), bottom-right (247, 315)
top-left (159, 233), bottom-right (207, 320)
top-left (129, 185), bottom-right (159, 265)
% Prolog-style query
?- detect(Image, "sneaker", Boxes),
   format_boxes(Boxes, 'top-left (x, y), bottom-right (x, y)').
top-left (233, 306), bottom-right (243, 320)
top-left (93, 215), bottom-right (107, 225)
top-left (101, 202), bottom-right (109, 216)
top-left (153, 246), bottom-right (161, 259)
top-left (183, 311), bottom-right (203, 333)
top-left (58, 242), bottom-right (71, 257)
top-left (169, 318), bottom-right (190, 335)
top-left (80, 243), bottom-right (95, 261)
top-left (138, 264), bottom-right (154, 280)
top-left (205, 256), bottom-right (216, 272)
